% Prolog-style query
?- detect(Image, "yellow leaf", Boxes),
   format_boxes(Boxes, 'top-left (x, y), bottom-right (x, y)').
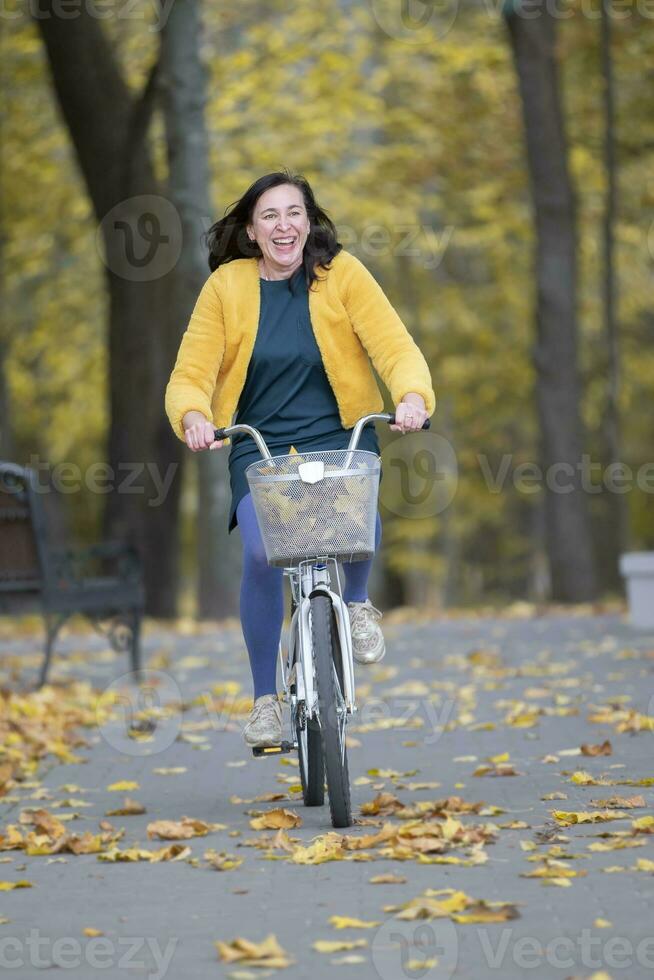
top-left (506, 711), bottom-right (540, 728)
top-left (83, 928), bottom-right (104, 937)
top-left (569, 770), bottom-right (596, 785)
top-left (249, 808), bottom-right (302, 831)
top-left (105, 798), bottom-right (146, 816)
top-left (147, 818), bottom-right (224, 840)
top-left (0, 880), bottom-right (32, 890)
top-left (18, 809), bottom-right (66, 838)
top-left (291, 835), bottom-right (345, 865)
top-left (106, 781), bottom-right (140, 792)
top-left (450, 904), bottom-right (519, 922)
top-left (552, 810), bottom-right (629, 826)
top-left (313, 939), bottom-right (368, 953)
top-left (204, 850), bottom-right (243, 871)
top-left (215, 933), bottom-right (293, 968)
top-left (594, 918), bottom-right (612, 928)
top-left (328, 916), bottom-right (380, 929)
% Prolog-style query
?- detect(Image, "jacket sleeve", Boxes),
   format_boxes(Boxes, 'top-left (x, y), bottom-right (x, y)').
top-left (165, 273), bottom-right (226, 441)
top-left (340, 253), bottom-right (436, 416)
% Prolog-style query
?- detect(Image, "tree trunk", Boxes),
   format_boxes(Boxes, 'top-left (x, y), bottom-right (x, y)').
top-left (0, 208), bottom-right (12, 461)
top-left (600, 1), bottom-right (628, 578)
top-left (36, 8), bottom-right (183, 616)
top-left (505, 1), bottom-right (597, 601)
top-left (159, 0), bottom-right (242, 620)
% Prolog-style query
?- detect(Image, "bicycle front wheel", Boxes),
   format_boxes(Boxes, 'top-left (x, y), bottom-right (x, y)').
top-left (310, 593), bottom-right (352, 828)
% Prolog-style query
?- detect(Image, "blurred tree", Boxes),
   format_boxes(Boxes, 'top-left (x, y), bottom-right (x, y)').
top-left (599, 0), bottom-right (628, 573)
top-left (35, 5), bottom-right (183, 616)
top-left (159, 0), bottom-right (241, 617)
top-left (0, 217), bottom-right (11, 460)
top-left (505, 0), bottom-right (597, 601)
top-left (6, 0), bottom-right (653, 610)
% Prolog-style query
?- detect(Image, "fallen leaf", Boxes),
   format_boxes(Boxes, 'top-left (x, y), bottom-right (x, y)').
top-left (291, 836), bottom-right (346, 865)
top-left (328, 916), bottom-right (380, 929)
top-left (369, 873), bottom-right (407, 884)
top-left (105, 798), bottom-right (146, 816)
top-left (313, 939), bottom-right (368, 953)
top-left (581, 740), bottom-right (612, 756)
top-left (590, 795), bottom-right (645, 809)
top-left (99, 844), bottom-right (191, 862)
top-left (147, 818), bottom-right (225, 840)
top-left (472, 764), bottom-right (520, 777)
top-left (18, 809), bottom-right (66, 838)
top-left (204, 850), bottom-right (243, 871)
top-left (551, 810), bottom-right (629, 826)
top-left (106, 781), bottom-right (140, 792)
top-left (215, 933), bottom-right (293, 969)
top-left (249, 809), bottom-right (302, 831)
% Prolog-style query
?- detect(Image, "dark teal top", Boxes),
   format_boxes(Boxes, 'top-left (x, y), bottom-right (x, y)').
top-left (227, 268), bottom-right (380, 533)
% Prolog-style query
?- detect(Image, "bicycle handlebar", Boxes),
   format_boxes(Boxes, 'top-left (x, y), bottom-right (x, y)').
top-left (213, 412), bottom-right (430, 461)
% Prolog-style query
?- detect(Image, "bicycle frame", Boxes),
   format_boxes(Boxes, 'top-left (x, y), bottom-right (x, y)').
top-left (282, 557), bottom-right (356, 732)
top-left (213, 412), bottom-right (394, 739)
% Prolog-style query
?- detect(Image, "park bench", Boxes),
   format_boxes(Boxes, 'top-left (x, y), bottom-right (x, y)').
top-left (0, 461), bottom-right (144, 688)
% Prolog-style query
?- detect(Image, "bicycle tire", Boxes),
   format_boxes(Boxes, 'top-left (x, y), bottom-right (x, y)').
top-left (310, 593), bottom-right (352, 828)
top-left (297, 714), bottom-right (324, 806)
top-left (289, 619), bottom-right (324, 807)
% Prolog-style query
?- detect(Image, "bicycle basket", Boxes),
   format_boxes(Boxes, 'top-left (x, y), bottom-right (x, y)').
top-left (245, 449), bottom-right (381, 566)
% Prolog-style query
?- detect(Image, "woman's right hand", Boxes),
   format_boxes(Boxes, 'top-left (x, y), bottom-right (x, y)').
top-left (182, 412), bottom-right (225, 452)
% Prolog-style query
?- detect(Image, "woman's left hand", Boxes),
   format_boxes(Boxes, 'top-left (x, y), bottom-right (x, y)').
top-left (390, 394), bottom-right (429, 434)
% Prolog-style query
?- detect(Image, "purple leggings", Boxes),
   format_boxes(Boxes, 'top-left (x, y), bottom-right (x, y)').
top-left (236, 492), bottom-right (382, 699)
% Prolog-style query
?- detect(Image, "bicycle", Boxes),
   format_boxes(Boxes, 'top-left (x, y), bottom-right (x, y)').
top-left (214, 412), bottom-right (430, 828)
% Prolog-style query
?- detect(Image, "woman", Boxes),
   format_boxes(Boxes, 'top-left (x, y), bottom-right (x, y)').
top-left (165, 171), bottom-right (435, 749)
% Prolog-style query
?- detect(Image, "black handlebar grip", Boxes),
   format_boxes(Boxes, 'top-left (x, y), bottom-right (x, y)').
top-left (214, 428), bottom-right (228, 441)
top-left (387, 416), bottom-right (431, 430)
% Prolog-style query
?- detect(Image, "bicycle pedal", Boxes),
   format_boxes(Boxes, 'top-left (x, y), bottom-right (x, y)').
top-left (251, 740), bottom-right (295, 757)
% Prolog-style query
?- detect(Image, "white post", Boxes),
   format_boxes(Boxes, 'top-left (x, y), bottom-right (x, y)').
top-left (619, 553), bottom-right (654, 629)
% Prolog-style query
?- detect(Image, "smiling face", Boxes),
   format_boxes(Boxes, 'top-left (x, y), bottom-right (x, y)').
top-left (247, 183), bottom-right (311, 278)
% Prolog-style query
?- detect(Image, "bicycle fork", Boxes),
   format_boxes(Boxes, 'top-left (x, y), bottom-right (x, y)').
top-left (292, 559), bottom-right (357, 717)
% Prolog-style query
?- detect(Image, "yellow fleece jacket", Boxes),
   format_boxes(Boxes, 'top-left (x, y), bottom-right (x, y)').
top-left (165, 249), bottom-right (435, 441)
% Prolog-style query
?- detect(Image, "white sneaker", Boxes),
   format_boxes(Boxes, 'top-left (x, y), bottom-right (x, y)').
top-left (347, 600), bottom-right (386, 665)
top-left (243, 694), bottom-right (282, 748)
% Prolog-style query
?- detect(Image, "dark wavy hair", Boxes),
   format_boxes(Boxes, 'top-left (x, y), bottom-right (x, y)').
top-left (203, 170), bottom-right (342, 290)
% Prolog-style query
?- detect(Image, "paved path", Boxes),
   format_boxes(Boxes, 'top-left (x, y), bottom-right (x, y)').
top-left (0, 610), bottom-right (653, 980)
